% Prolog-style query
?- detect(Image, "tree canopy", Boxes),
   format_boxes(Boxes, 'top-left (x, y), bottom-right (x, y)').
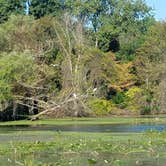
top-left (0, 0), bottom-right (24, 23)
top-left (0, 0), bottom-right (165, 120)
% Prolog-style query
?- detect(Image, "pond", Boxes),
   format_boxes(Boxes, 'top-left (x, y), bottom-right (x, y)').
top-left (0, 123), bottom-right (166, 133)
top-left (0, 118), bottom-right (166, 165)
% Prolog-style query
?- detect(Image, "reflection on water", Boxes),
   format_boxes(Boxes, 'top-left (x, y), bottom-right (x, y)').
top-left (0, 123), bottom-right (166, 133)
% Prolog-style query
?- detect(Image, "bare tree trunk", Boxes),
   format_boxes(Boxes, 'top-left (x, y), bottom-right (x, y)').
top-left (12, 101), bottom-right (17, 120)
top-left (95, 37), bottom-right (98, 48)
top-left (29, 100), bottom-right (35, 115)
top-left (62, 59), bottom-right (73, 90)
top-left (159, 79), bottom-right (166, 113)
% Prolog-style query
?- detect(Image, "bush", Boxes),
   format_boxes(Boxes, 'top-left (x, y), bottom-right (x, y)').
top-left (112, 92), bottom-right (125, 104)
top-left (125, 87), bottom-right (142, 99)
top-left (112, 92), bottom-right (128, 109)
top-left (141, 105), bottom-right (152, 115)
top-left (88, 98), bottom-right (114, 116)
top-left (125, 87), bottom-right (143, 112)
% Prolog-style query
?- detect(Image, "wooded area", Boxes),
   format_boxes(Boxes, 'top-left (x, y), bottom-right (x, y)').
top-left (0, 0), bottom-right (165, 121)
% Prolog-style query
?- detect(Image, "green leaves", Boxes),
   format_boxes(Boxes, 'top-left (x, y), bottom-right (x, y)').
top-left (0, 52), bottom-right (37, 101)
top-left (88, 98), bottom-right (114, 115)
top-left (30, 0), bottom-right (62, 19)
top-left (0, 0), bottom-right (24, 23)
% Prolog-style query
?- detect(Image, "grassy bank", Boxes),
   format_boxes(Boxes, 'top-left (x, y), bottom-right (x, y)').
top-left (0, 115), bottom-right (166, 126)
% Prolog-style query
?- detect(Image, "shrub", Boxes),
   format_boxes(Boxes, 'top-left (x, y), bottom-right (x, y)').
top-left (125, 87), bottom-right (142, 99)
top-left (141, 105), bottom-right (152, 115)
top-left (88, 98), bottom-right (114, 116)
top-left (125, 87), bottom-right (143, 112)
top-left (112, 92), bottom-right (128, 109)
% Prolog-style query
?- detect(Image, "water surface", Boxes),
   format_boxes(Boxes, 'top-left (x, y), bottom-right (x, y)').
top-left (0, 123), bottom-right (166, 133)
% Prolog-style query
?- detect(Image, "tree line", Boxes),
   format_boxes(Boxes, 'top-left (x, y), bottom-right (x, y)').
top-left (0, 0), bottom-right (165, 120)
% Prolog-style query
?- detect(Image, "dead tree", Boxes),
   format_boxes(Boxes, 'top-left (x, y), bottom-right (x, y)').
top-left (30, 15), bottom-right (92, 119)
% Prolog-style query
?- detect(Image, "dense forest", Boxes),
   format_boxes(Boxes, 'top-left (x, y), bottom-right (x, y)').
top-left (0, 0), bottom-right (165, 121)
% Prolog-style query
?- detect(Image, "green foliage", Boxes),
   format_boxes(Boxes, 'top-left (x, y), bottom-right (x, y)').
top-left (136, 22), bottom-right (166, 85)
top-left (63, 0), bottom-right (154, 56)
top-left (0, 15), bottom-right (35, 52)
top-left (0, 81), bottom-right (12, 102)
top-left (125, 87), bottom-right (143, 112)
top-left (30, 0), bottom-right (62, 19)
top-left (110, 87), bottom-right (143, 112)
top-left (0, 0), bottom-right (154, 59)
top-left (144, 90), bottom-right (153, 103)
top-left (112, 92), bottom-right (128, 109)
top-left (0, 1), bottom-right (163, 117)
top-left (112, 92), bottom-right (126, 105)
top-left (125, 87), bottom-right (142, 99)
top-left (0, 0), bottom-right (63, 23)
top-left (136, 22), bottom-right (166, 113)
top-left (0, 0), bottom-right (24, 23)
top-left (88, 98), bottom-right (114, 115)
top-left (137, 22), bottom-right (166, 63)
top-left (141, 105), bottom-right (152, 115)
top-left (0, 15), bottom-right (58, 54)
top-left (0, 52), bottom-right (38, 101)
top-left (93, 0), bottom-right (153, 55)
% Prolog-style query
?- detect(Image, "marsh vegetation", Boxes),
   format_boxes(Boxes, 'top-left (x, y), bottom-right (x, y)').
top-left (0, 117), bottom-right (166, 165)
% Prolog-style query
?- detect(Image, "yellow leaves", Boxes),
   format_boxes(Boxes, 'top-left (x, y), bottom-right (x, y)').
top-left (107, 60), bottom-right (135, 91)
top-left (88, 98), bottom-right (114, 116)
top-left (116, 61), bottom-right (134, 83)
top-left (125, 87), bottom-right (142, 99)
